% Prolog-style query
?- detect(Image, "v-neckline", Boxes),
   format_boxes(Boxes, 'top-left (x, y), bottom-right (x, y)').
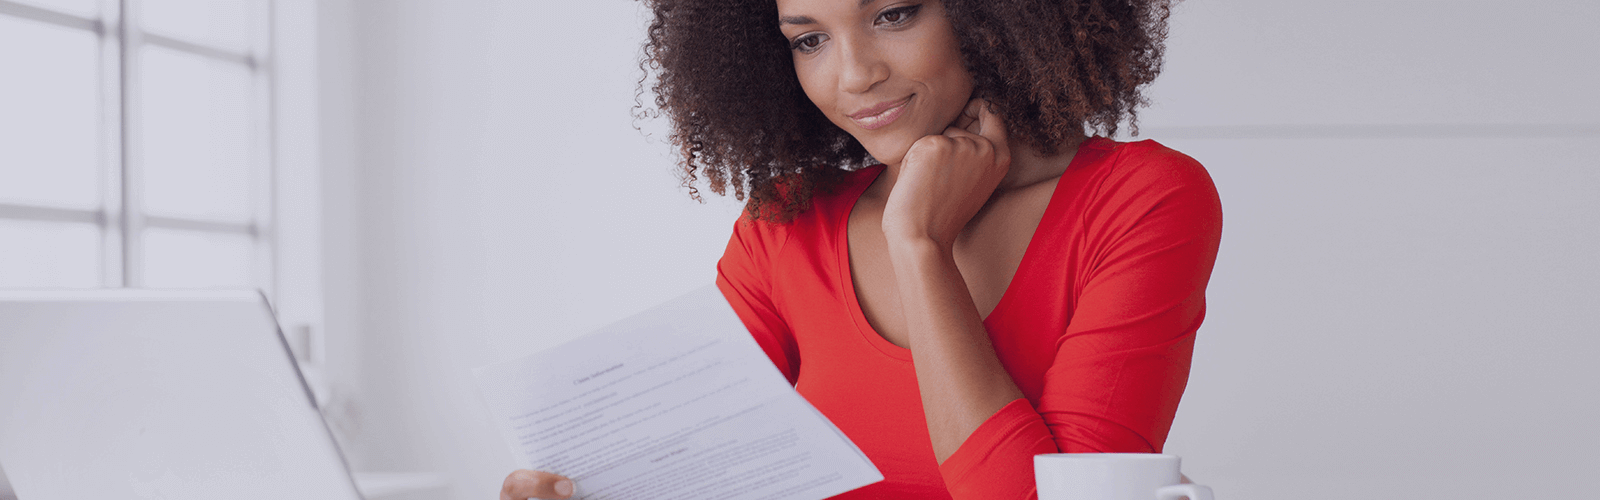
top-left (835, 137), bottom-right (1106, 361)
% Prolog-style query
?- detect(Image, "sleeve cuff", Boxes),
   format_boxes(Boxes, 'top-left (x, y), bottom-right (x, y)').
top-left (938, 398), bottom-right (1058, 499)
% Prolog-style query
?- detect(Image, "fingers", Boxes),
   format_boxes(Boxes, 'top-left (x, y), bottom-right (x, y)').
top-left (952, 98), bottom-right (981, 131)
top-left (943, 98), bottom-right (1009, 160)
top-left (973, 100), bottom-right (1010, 169)
top-left (941, 100), bottom-right (984, 140)
top-left (501, 470), bottom-right (575, 500)
top-left (960, 98), bottom-right (984, 130)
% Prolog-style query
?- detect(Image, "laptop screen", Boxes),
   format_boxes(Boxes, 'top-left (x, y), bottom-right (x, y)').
top-left (0, 290), bottom-right (362, 500)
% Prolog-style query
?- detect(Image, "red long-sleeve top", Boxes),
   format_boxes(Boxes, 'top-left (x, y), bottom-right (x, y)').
top-left (715, 137), bottom-right (1223, 499)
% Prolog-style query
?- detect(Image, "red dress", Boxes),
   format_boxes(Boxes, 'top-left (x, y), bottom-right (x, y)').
top-left (715, 137), bottom-right (1223, 500)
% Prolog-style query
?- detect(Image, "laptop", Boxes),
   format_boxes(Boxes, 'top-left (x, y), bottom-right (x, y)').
top-left (0, 290), bottom-right (364, 500)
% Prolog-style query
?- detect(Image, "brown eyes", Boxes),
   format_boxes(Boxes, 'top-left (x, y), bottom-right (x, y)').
top-left (876, 5), bottom-right (921, 27)
top-left (787, 4), bottom-right (923, 54)
top-left (793, 35), bottom-right (825, 52)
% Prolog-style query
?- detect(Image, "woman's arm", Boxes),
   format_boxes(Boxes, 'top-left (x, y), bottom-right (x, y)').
top-left (926, 140), bottom-right (1222, 499)
top-left (886, 100), bottom-right (1222, 500)
top-left (880, 100), bottom-right (1023, 462)
top-left (716, 218), bottom-right (802, 385)
top-left (886, 238), bottom-right (1026, 462)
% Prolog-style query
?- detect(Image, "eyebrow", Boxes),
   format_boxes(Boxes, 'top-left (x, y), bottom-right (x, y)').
top-left (778, 15), bottom-right (814, 26)
top-left (779, 0), bottom-right (879, 26)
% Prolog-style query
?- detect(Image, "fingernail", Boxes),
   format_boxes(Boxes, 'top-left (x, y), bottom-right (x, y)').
top-left (555, 479), bottom-right (575, 497)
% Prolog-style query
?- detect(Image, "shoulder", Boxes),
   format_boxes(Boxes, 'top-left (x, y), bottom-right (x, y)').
top-left (726, 165), bottom-right (883, 262)
top-left (1074, 138), bottom-right (1220, 211)
top-left (1095, 138), bottom-right (1217, 198)
top-left (731, 166), bottom-right (882, 241)
top-left (1072, 138), bottom-right (1223, 242)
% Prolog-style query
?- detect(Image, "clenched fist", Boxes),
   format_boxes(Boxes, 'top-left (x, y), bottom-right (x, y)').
top-left (881, 98), bottom-right (1012, 247)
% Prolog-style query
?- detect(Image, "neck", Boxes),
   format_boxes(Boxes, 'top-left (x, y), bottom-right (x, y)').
top-left (877, 133), bottom-right (1088, 194)
top-left (997, 133), bottom-right (1088, 192)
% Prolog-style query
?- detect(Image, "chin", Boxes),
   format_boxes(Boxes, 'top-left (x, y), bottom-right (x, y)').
top-left (859, 138), bottom-right (914, 167)
top-left (867, 151), bottom-right (906, 167)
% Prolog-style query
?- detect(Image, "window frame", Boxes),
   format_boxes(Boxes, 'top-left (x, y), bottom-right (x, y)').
top-left (0, 0), bottom-right (325, 393)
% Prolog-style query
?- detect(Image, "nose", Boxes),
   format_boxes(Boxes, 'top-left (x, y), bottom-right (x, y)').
top-left (837, 35), bottom-right (888, 95)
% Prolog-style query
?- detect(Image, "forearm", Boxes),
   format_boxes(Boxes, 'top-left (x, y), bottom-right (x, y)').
top-left (886, 238), bottom-right (1026, 463)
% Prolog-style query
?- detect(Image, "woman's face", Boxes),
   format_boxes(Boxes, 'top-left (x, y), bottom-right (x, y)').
top-left (776, 0), bottom-right (973, 167)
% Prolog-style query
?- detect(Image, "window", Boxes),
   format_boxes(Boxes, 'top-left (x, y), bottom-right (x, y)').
top-left (1, 0), bottom-right (269, 289)
top-left (1, 0), bottom-right (324, 387)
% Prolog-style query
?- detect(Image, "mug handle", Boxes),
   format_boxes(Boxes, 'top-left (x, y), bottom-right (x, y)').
top-left (1156, 484), bottom-right (1214, 500)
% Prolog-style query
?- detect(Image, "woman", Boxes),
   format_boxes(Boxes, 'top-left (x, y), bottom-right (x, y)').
top-left (503, 0), bottom-right (1219, 498)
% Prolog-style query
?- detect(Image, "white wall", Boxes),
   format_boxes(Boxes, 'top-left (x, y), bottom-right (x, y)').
top-left (1147, 1), bottom-right (1600, 499)
top-left (319, 0), bottom-right (744, 498)
top-left (318, 1), bottom-right (1599, 499)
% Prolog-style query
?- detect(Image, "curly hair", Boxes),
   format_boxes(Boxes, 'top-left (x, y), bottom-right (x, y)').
top-left (638, 0), bottom-right (1175, 223)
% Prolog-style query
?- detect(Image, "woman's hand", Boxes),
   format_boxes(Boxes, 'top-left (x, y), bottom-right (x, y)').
top-left (881, 98), bottom-right (1011, 247)
top-left (500, 470), bottom-right (575, 500)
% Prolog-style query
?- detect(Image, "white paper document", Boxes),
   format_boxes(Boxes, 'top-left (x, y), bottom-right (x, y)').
top-left (475, 285), bottom-right (882, 500)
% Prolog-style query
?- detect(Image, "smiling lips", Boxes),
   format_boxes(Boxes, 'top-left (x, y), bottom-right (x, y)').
top-left (848, 95), bottom-right (912, 130)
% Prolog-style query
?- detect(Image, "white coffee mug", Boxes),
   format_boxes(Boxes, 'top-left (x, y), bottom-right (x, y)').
top-left (1034, 453), bottom-right (1214, 500)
